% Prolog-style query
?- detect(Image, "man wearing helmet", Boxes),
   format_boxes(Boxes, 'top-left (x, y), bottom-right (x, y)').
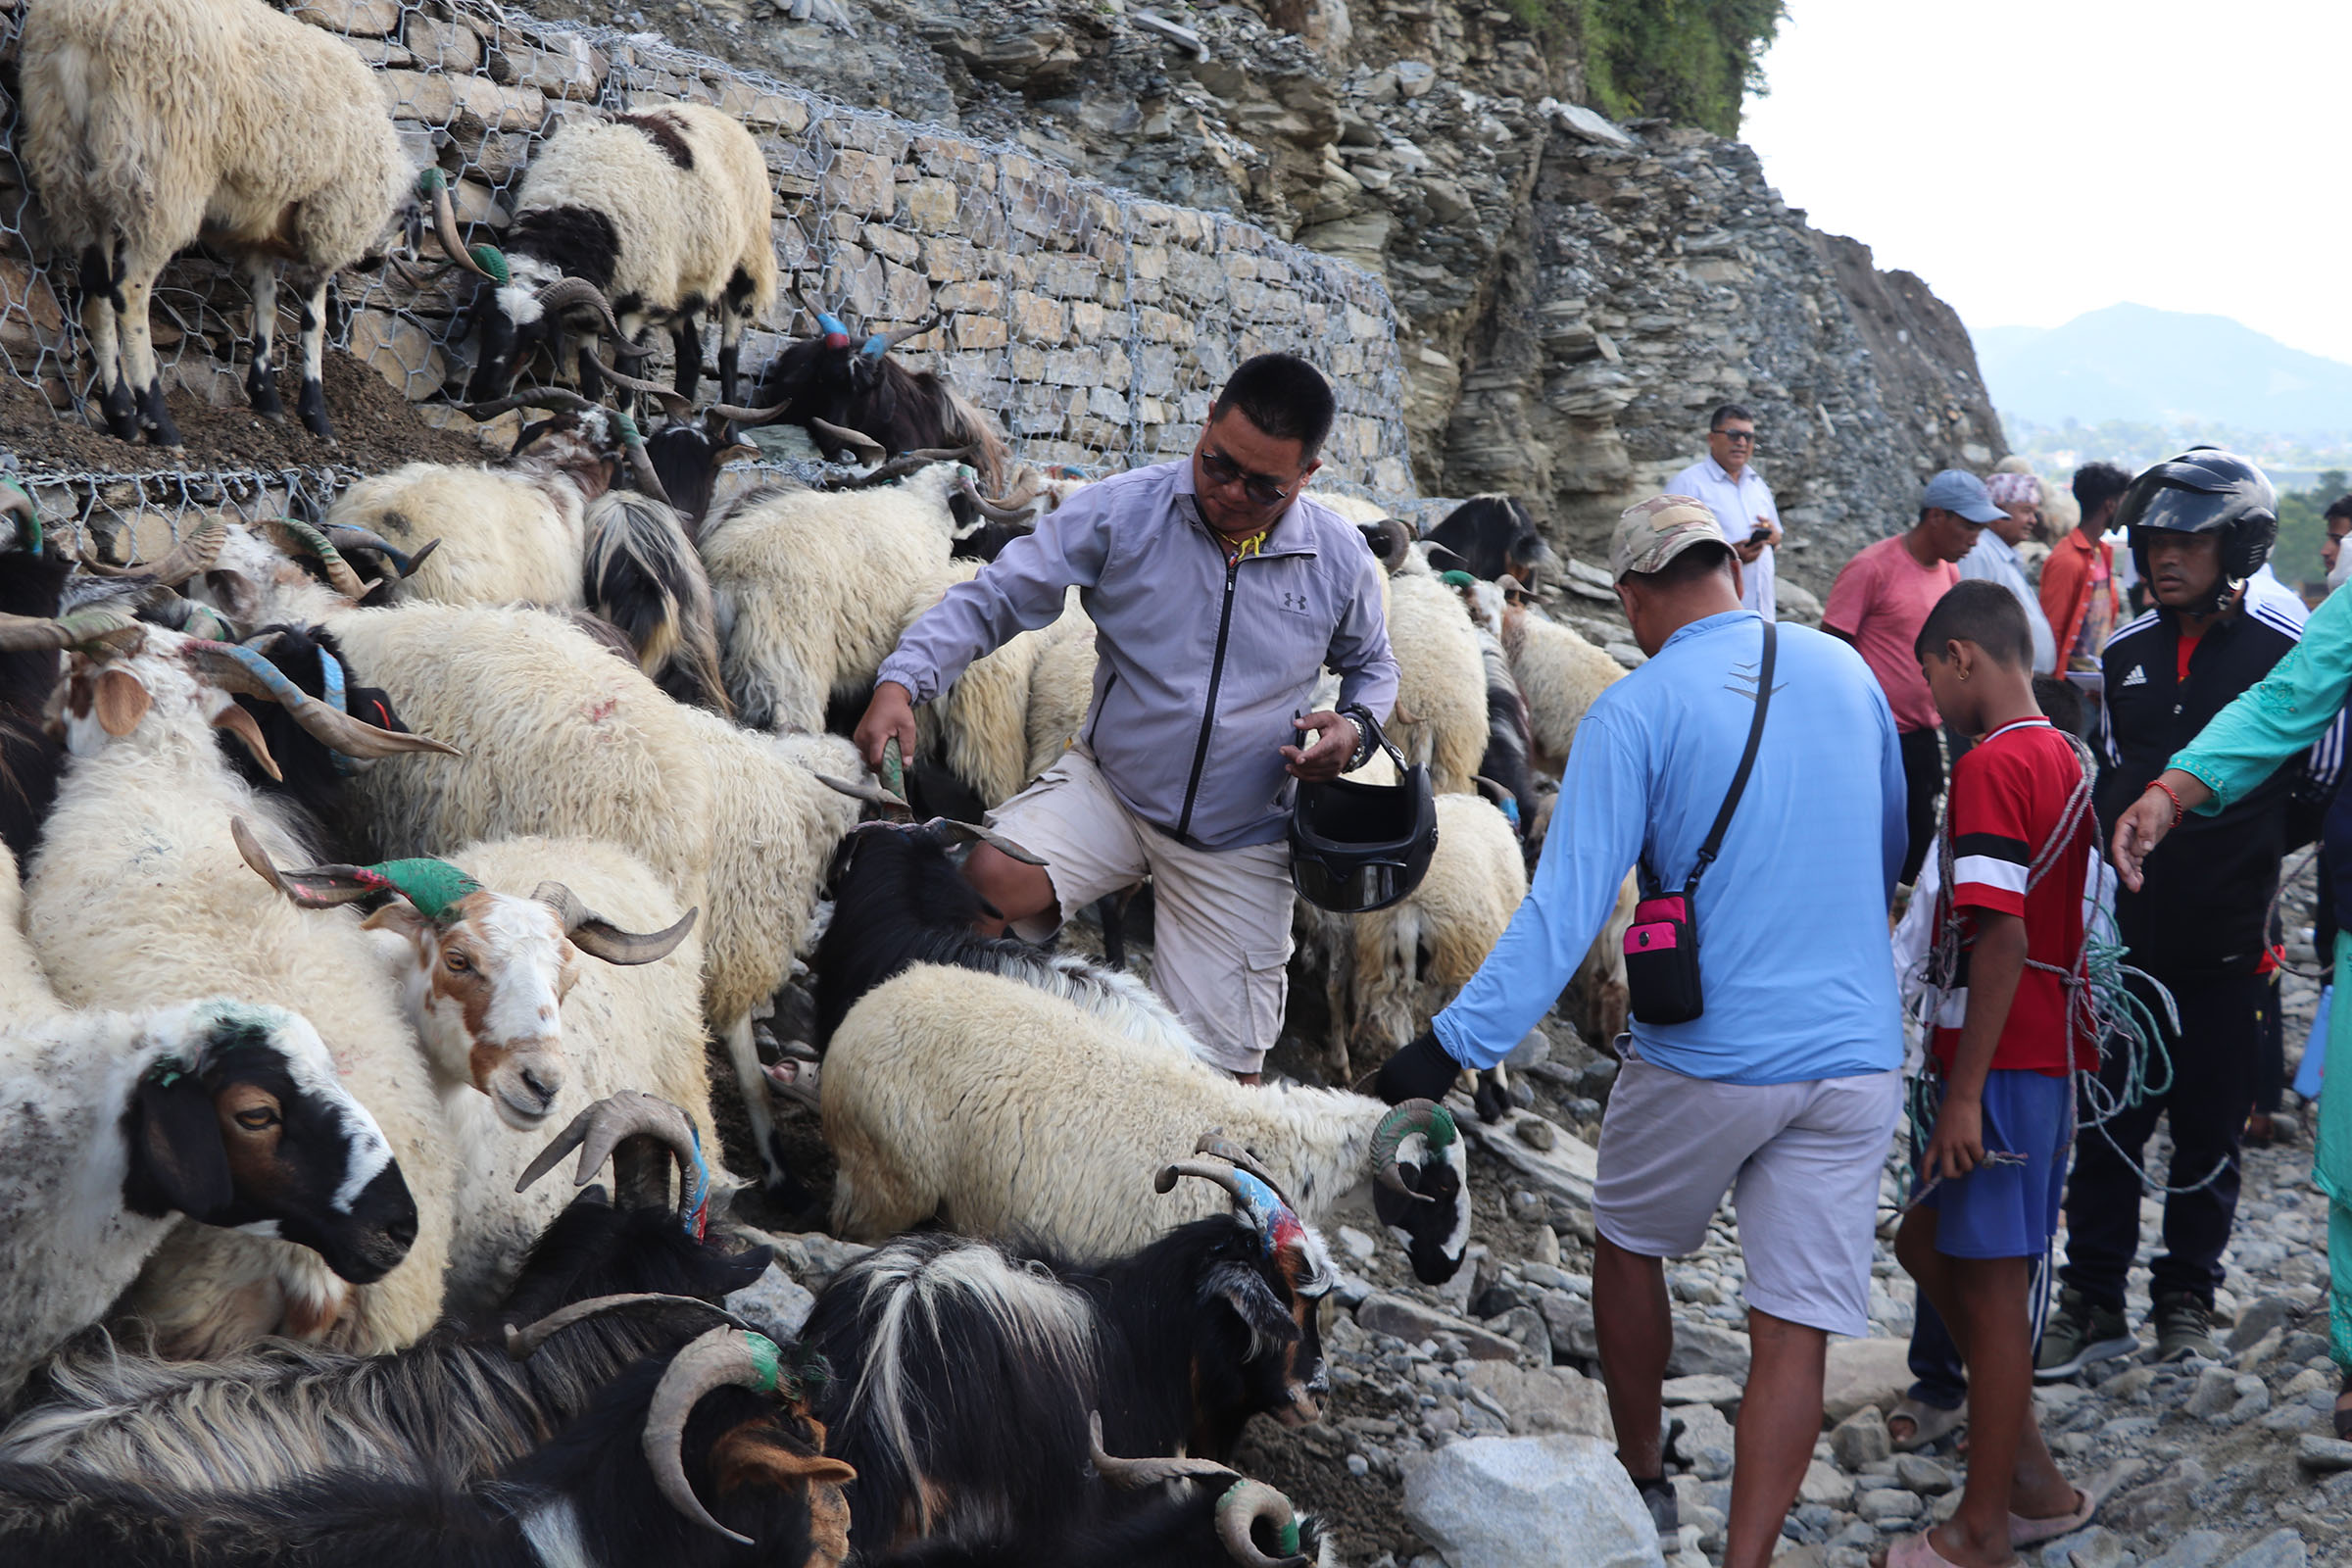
top-left (2038, 450), bottom-right (2310, 1375)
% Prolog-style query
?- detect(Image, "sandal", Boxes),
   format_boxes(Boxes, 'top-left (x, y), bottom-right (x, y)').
top-left (1879, 1529), bottom-right (1965, 1567)
top-left (2009, 1459), bottom-right (2136, 1547)
top-left (1886, 1395), bottom-right (1966, 1453)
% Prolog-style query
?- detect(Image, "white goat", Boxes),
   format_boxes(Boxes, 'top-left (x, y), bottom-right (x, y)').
top-left (18, 0), bottom-right (406, 442)
top-left (822, 964), bottom-right (1473, 1285)
top-left (0, 998), bottom-right (416, 1403)
top-left (1501, 597), bottom-right (1625, 776)
top-left (1382, 571), bottom-right (1488, 796)
top-left (23, 628), bottom-right (458, 1358)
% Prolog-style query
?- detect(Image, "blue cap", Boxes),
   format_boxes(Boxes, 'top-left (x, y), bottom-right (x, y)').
top-left (1920, 469), bottom-right (2005, 525)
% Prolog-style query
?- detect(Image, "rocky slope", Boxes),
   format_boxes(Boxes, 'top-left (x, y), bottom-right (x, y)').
top-left (526, 0), bottom-right (2002, 587)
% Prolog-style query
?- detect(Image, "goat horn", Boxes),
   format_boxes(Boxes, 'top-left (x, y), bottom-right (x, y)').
top-left (504, 1292), bottom-right (757, 1361)
top-left (74, 516), bottom-right (228, 586)
top-left (463, 385), bottom-right (604, 419)
top-left (1368, 1100), bottom-right (1457, 1200)
top-left (924, 816), bottom-right (1049, 866)
top-left (258, 518), bottom-right (368, 600)
top-left (0, 481), bottom-right (38, 555)
top-left (319, 523), bottom-right (421, 578)
top-left (1194, 1132), bottom-right (1290, 1204)
top-left (1470, 776), bottom-right (1509, 809)
top-left (0, 608), bottom-right (140, 651)
top-left (460, 389), bottom-right (673, 509)
top-left (1154, 1155), bottom-right (1250, 1206)
top-left (813, 772), bottom-right (909, 811)
top-left (188, 641), bottom-right (462, 760)
top-left (645, 1326), bottom-right (801, 1545)
top-left (1216, 1479), bottom-right (1311, 1568)
top-left (990, 466), bottom-right (1046, 513)
top-left (1358, 517), bottom-right (1414, 572)
top-left (584, 350), bottom-right (693, 417)
top-left (821, 446), bottom-right (982, 493)
top-left (875, 308), bottom-right (945, 352)
top-left (1088, 1411), bottom-right (1240, 1490)
top-left (419, 168), bottom-right (501, 282)
top-left (236, 817), bottom-right (482, 918)
top-left (531, 881), bottom-right (699, 965)
top-left (534, 276), bottom-right (628, 340)
top-left (701, 392), bottom-right (794, 424)
top-left (515, 1090), bottom-right (706, 1219)
top-left (807, 418), bottom-right (887, 465)
top-left (955, 473), bottom-right (1040, 526)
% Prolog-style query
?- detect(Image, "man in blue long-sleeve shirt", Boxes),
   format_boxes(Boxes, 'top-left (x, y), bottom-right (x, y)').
top-left (1378, 495), bottom-right (1907, 1567)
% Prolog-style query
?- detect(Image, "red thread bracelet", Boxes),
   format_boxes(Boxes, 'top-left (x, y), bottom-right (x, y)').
top-left (2150, 778), bottom-right (2186, 828)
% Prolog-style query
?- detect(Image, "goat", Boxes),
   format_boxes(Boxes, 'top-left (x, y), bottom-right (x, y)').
top-left (645, 420), bottom-right (758, 541)
top-left (464, 105), bottom-right (780, 410)
top-left (821, 964), bottom-right (1471, 1284)
top-left (916, 579), bottom-right (1089, 810)
top-left (19, 0), bottom-right (406, 441)
top-left (233, 827), bottom-right (716, 1313)
top-left (801, 1148), bottom-right (1333, 1558)
top-left (1424, 494), bottom-right (1560, 591)
top-left (745, 309), bottom-right (1010, 492)
top-left (0, 999), bottom-right (416, 1403)
top-left (0, 1320), bottom-right (854, 1566)
top-left (584, 488), bottom-right (731, 713)
top-left (1499, 594), bottom-right (1623, 777)
top-left (806, 816), bottom-right (1210, 1067)
top-left (24, 625), bottom-right (462, 1358)
top-left (1380, 571), bottom-right (1488, 797)
top-left (0, 493), bottom-right (72, 859)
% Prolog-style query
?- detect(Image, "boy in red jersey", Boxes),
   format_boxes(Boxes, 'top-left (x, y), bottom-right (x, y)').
top-left (1884, 581), bottom-right (2102, 1568)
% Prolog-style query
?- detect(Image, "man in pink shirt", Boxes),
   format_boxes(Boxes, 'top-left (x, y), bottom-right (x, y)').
top-left (1823, 469), bottom-right (1999, 883)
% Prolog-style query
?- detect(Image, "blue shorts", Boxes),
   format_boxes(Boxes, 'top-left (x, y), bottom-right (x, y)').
top-left (1920, 1068), bottom-right (2073, 1259)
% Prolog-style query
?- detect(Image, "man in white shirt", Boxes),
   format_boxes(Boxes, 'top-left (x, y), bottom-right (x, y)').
top-left (1963, 471), bottom-right (2058, 674)
top-left (1669, 403), bottom-right (1781, 621)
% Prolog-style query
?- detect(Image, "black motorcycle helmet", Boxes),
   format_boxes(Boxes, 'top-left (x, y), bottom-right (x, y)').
top-left (2117, 448), bottom-right (2278, 613)
top-left (1290, 709), bottom-right (1439, 914)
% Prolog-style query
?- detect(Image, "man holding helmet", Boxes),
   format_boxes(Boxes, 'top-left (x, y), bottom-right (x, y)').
top-left (2039, 450), bottom-right (2310, 1376)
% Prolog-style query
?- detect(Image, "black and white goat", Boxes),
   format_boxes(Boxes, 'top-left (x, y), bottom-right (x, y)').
top-left (801, 1146), bottom-right (1335, 1563)
top-left (1423, 494), bottom-right (1560, 592)
top-left (741, 308), bottom-right (1011, 493)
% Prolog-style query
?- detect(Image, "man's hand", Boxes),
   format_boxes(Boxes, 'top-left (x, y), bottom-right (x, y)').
top-left (1376, 1030), bottom-right (1461, 1105)
top-left (1733, 516), bottom-right (1780, 565)
top-left (1282, 710), bottom-right (1358, 782)
top-left (2111, 770), bottom-right (2208, 891)
top-left (1921, 1091), bottom-right (1984, 1184)
top-left (854, 681), bottom-right (918, 774)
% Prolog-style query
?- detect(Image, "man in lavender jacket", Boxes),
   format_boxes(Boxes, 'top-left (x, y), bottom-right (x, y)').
top-left (854, 354), bottom-right (1400, 1079)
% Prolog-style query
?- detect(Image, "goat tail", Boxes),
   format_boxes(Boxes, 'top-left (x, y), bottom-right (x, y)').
top-left (583, 490), bottom-right (733, 717)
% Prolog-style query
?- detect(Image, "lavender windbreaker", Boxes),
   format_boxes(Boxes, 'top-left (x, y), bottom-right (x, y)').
top-left (876, 460), bottom-right (1399, 852)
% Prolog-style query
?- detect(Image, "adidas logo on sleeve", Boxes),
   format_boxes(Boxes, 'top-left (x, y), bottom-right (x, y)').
top-left (2120, 664), bottom-right (2147, 688)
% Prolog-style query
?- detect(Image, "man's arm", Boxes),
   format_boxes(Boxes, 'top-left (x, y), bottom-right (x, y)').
top-left (1921, 909), bottom-right (2024, 1182)
top-left (1819, 552), bottom-right (1871, 647)
top-left (2038, 543), bottom-right (2080, 631)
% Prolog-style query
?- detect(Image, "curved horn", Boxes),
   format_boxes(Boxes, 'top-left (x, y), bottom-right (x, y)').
top-left (584, 351), bottom-right (692, 418)
top-left (420, 168), bottom-right (501, 282)
top-left (259, 518), bottom-right (368, 600)
top-left (504, 1291), bottom-right (757, 1361)
top-left (645, 1326), bottom-right (796, 1545)
top-left (1357, 517), bottom-right (1413, 571)
top-left (0, 608), bottom-right (140, 651)
top-left (515, 1090), bottom-right (707, 1219)
top-left (0, 482), bottom-right (38, 555)
top-left (807, 418), bottom-right (887, 465)
top-left (1194, 1132), bottom-right (1289, 1202)
top-left (533, 276), bottom-right (628, 341)
top-left (1368, 1100), bottom-right (1457, 1200)
top-left (231, 816), bottom-right (389, 907)
top-left (1153, 1155), bottom-right (1251, 1207)
top-left (813, 772), bottom-right (908, 811)
top-left (74, 516), bottom-right (227, 586)
top-left (532, 880), bottom-right (699, 965)
top-left (320, 523), bottom-right (421, 578)
top-left (1216, 1479), bottom-right (1310, 1568)
top-left (878, 308), bottom-right (945, 351)
top-left (925, 817), bottom-right (1049, 866)
top-left (1089, 1411), bottom-right (1240, 1490)
top-left (188, 641), bottom-right (462, 760)
top-left (464, 385), bottom-right (605, 419)
top-left (1470, 775), bottom-right (1509, 809)
top-left (955, 473), bottom-right (1040, 526)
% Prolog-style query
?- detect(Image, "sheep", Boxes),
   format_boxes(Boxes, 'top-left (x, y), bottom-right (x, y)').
top-left (1380, 571), bottom-right (1488, 796)
top-left (1024, 612), bottom-right (1101, 780)
top-left (745, 309), bottom-right (1011, 492)
top-left (465, 104), bottom-right (781, 410)
top-left (802, 1155), bottom-right (1338, 1559)
top-left (1499, 594), bottom-right (1624, 777)
top-left (821, 964), bottom-right (1472, 1284)
top-left (23, 627), bottom-right (461, 1358)
top-left (584, 488), bottom-right (733, 713)
top-left (1523, 789), bottom-right (1637, 1047)
top-left (0, 998), bottom-right (417, 1403)
top-left (917, 579), bottom-right (1089, 810)
top-left (701, 464), bottom-right (974, 731)
top-left (234, 828), bottom-right (719, 1313)
top-left (1424, 494), bottom-right (1561, 591)
top-left (0, 1319), bottom-right (854, 1566)
top-left (18, 0), bottom-right (406, 442)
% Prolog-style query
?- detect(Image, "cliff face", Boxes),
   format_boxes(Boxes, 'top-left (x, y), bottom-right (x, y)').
top-left (563, 0), bottom-right (1999, 582)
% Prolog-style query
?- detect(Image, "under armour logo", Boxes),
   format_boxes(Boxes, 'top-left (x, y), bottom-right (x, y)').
top-left (2121, 665), bottom-right (2147, 688)
top-left (1278, 590), bottom-right (1309, 612)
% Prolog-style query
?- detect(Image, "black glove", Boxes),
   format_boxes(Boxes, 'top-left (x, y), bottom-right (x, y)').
top-left (1376, 1029), bottom-right (1461, 1105)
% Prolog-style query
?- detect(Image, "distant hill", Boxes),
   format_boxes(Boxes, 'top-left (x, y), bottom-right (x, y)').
top-left (1972, 303), bottom-right (2352, 434)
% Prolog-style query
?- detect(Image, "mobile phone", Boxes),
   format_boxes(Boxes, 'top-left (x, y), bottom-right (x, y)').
top-left (1747, 524), bottom-right (1773, 545)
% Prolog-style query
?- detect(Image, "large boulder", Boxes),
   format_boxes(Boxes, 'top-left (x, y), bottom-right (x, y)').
top-left (1401, 1434), bottom-right (1664, 1568)
top-left (1821, 1336), bottom-right (1913, 1425)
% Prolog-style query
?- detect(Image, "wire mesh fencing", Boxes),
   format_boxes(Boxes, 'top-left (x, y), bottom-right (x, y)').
top-left (0, 0), bottom-right (1412, 550)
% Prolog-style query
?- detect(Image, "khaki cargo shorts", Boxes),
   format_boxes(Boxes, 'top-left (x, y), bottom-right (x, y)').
top-left (985, 747), bottom-right (1293, 1076)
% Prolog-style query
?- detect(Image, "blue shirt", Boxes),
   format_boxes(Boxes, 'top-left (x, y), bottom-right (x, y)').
top-left (1432, 611), bottom-right (1907, 1084)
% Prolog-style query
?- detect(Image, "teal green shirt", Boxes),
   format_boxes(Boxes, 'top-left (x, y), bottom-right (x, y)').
top-left (2170, 582), bottom-right (2352, 810)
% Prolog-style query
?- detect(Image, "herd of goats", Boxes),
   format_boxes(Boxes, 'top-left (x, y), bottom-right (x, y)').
top-left (0, 0), bottom-right (1651, 1563)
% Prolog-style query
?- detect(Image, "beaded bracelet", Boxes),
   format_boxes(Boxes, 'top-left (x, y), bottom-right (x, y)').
top-left (2150, 777), bottom-right (2186, 829)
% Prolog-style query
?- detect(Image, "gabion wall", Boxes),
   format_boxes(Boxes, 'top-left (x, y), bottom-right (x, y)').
top-left (0, 0), bottom-right (1413, 545)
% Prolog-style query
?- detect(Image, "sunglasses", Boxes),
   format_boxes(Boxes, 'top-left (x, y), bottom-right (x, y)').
top-left (1713, 429), bottom-right (1759, 446)
top-left (1199, 445), bottom-right (1297, 509)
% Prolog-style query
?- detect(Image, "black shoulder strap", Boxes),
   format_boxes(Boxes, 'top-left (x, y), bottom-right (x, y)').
top-left (1683, 618), bottom-right (1777, 896)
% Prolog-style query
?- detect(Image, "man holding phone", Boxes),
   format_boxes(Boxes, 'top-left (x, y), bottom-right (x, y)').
top-left (1671, 403), bottom-right (1783, 621)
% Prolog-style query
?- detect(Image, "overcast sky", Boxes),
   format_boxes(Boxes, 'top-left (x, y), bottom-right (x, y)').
top-left (1740, 0), bottom-right (2352, 362)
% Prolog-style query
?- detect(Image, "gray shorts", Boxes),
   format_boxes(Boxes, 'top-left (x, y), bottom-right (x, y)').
top-left (985, 746), bottom-right (1293, 1076)
top-left (1592, 1054), bottom-right (1901, 1337)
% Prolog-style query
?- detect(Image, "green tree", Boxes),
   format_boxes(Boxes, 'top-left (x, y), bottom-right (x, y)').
top-left (2275, 468), bottom-right (2349, 587)
top-left (1508, 0), bottom-right (1787, 137)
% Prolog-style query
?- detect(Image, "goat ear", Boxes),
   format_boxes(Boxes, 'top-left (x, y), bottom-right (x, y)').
top-left (362, 902), bottom-right (433, 946)
top-left (711, 1421), bottom-right (859, 1494)
top-left (1202, 1260), bottom-right (1299, 1348)
top-left (94, 667), bottom-right (151, 736)
top-left (123, 1069), bottom-right (234, 1220)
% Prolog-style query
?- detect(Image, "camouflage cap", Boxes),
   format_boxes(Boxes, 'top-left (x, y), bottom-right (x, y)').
top-left (1609, 493), bottom-right (1726, 581)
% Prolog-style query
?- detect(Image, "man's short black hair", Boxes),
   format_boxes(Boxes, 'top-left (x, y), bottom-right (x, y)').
top-left (1914, 579), bottom-right (2032, 669)
top-left (2325, 494), bottom-right (2352, 526)
top-left (1210, 354), bottom-right (1336, 461)
top-left (2072, 462), bottom-right (2132, 519)
top-left (1709, 403), bottom-right (1754, 431)
top-left (1624, 539), bottom-right (1736, 590)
